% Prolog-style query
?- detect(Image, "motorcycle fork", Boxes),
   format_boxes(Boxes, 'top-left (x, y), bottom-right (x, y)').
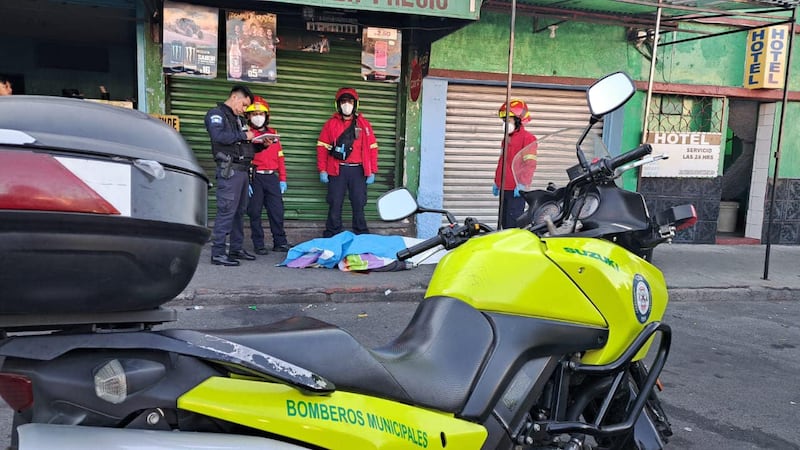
top-left (629, 362), bottom-right (673, 439)
top-left (524, 323), bottom-right (671, 445)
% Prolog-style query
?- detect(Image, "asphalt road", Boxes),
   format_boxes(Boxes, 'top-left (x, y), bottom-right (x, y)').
top-left (1, 298), bottom-right (798, 449)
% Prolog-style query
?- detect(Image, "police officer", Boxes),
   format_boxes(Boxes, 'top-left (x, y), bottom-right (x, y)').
top-left (245, 96), bottom-right (290, 254)
top-left (493, 99), bottom-right (537, 229)
top-left (205, 85), bottom-right (257, 266)
top-left (316, 87), bottom-right (379, 238)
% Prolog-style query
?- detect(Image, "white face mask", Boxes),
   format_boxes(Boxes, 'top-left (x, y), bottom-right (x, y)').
top-left (505, 122), bottom-right (517, 135)
top-left (250, 115), bottom-right (266, 128)
top-left (340, 103), bottom-right (354, 116)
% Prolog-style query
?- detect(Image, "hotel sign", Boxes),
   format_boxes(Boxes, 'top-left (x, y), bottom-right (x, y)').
top-left (642, 132), bottom-right (722, 178)
top-left (744, 25), bottom-right (789, 89)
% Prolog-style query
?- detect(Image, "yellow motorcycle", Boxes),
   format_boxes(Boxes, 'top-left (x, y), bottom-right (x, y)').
top-left (1, 72), bottom-right (695, 449)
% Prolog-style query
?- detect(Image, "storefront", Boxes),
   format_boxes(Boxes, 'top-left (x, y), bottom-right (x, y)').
top-left (416, 1), bottom-right (800, 247)
top-left (141, 0), bottom-right (482, 225)
top-left (418, 77), bottom-right (605, 231)
top-left (0, 0), bottom-right (138, 102)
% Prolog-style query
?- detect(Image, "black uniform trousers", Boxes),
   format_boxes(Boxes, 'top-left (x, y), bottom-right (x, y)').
top-left (247, 172), bottom-right (287, 249)
top-left (211, 166), bottom-right (249, 257)
top-left (501, 190), bottom-right (525, 229)
top-left (324, 164), bottom-right (369, 238)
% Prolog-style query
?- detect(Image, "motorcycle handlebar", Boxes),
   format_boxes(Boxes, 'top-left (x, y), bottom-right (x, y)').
top-left (397, 234), bottom-right (445, 261)
top-left (609, 144), bottom-right (652, 171)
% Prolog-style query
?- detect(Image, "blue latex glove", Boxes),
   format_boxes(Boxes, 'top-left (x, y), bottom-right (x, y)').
top-left (366, 174), bottom-right (375, 185)
top-left (492, 183), bottom-right (500, 197)
top-left (513, 184), bottom-right (522, 198)
top-left (320, 172), bottom-right (329, 184)
top-left (280, 181), bottom-right (287, 194)
top-left (248, 184), bottom-right (253, 197)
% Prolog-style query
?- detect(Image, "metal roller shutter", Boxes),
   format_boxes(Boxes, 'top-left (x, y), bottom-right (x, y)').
top-left (168, 40), bottom-right (398, 220)
top-left (443, 83), bottom-right (601, 226)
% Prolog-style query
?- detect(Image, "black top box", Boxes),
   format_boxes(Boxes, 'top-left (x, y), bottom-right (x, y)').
top-left (0, 96), bottom-right (211, 316)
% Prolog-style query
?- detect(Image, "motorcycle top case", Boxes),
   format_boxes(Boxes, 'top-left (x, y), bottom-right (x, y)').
top-left (0, 96), bottom-right (210, 315)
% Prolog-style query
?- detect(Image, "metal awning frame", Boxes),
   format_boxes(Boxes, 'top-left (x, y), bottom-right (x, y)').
top-left (489, 0), bottom-right (797, 276)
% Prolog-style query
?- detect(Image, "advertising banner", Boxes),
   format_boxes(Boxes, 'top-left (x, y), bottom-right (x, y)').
top-left (227, 11), bottom-right (278, 83)
top-left (362, 27), bottom-right (401, 82)
top-left (162, 1), bottom-right (218, 78)
top-left (642, 132), bottom-right (722, 178)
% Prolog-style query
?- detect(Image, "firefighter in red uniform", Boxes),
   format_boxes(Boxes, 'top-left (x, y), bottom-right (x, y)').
top-left (493, 99), bottom-right (537, 229)
top-left (316, 87), bottom-right (379, 238)
top-left (245, 96), bottom-right (290, 254)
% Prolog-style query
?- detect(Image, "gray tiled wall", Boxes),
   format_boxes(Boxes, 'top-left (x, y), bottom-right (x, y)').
top-left (639, 177), bottom-right (721, 244)
top-left (763, 178), bottom-right (800, 244)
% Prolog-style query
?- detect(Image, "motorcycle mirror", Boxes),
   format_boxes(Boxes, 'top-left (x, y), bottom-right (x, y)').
top-left (377, 187), bottom-right (418, 221)
top-left (586, 72), bottom-right (636, 118)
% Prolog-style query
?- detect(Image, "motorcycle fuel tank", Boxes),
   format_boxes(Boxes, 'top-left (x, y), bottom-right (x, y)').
top-left (0, 96), bottom-right (210, 315)
top-left (425, 229), bottom-right (607, 328)
top-left (544, 236), bottom-right (668, 365)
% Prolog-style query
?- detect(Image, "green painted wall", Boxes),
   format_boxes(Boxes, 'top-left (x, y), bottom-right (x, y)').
top-left (144, 16), bottom-right (166, 113)
top-left (621, 91), bottom-right (647, 191)
top-left (401, 45), bottom-right (424, 197)
top-left (430, 12), bottom-right (645, 79)
top-left (431, 11), bottom-right (800, 90)
top-left (772, 102), bottom-right (800, 178)
top-left (135, 0), bottom-right (166, 114)
top-left (430, 10), bottom-right (800, 178)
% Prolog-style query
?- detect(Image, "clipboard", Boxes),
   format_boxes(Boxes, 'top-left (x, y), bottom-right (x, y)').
top-left (251, 133), bottom-right (280, 143)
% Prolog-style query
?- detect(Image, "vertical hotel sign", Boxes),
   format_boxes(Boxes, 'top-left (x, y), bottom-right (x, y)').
top-left (744, 25), bottom-right (789, 89)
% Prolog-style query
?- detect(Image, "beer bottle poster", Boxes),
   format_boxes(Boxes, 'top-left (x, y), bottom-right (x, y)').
top-left (162, 0), bottom-right (218, 78)
top-left (226, 11), bottom-right (278, 83)
top-left (362, 27), bottom-right (401, 83)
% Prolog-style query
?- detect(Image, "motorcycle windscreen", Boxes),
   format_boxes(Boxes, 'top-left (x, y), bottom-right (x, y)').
top-left (512, 128), bottom-right (610, 192)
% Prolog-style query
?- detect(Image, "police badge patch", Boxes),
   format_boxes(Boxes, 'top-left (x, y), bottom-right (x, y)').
top-left (632, 274), bottom-right (652, 324)
top-left (210, 115), bottom-right (223, 124)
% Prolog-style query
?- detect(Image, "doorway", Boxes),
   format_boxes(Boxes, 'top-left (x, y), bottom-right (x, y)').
top-left (719, 100), bottom-right (759, 238)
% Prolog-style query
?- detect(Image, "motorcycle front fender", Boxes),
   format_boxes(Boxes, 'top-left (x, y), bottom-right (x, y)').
top-left (18, 423), bottom-right (310, 450)
top-left (631, 408), bottom-right (667, 450)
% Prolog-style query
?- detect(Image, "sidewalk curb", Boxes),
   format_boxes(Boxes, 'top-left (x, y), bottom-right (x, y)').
top-left (170, 288), bottom-right (429, 307)
top-left (668, 287), bottom-right (800, 302)
top-left (171, 286), bottom-right (800, 307)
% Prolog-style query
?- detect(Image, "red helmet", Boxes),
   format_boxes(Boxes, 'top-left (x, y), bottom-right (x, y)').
top-left (245, 95), bottom-right (269, 114)
top-left (334, 87), bottom-right (359, 113)
top-left (499, 99), bottom-right (531, 123)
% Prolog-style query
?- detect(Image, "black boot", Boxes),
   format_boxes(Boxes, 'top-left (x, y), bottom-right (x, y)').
top-left (211, 255), bottom-right (240, 266)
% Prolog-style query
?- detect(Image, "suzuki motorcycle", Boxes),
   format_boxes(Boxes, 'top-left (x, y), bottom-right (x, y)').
top-left (0, 72), bottom-right (694, 449)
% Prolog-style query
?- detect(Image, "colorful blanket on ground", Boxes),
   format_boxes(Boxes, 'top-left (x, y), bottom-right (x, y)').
top-left (280, 231), bottom-right (408, 270)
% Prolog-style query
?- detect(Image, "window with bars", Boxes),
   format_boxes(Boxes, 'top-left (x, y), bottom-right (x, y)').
top-left (648, 94), bottom-right (725, 133)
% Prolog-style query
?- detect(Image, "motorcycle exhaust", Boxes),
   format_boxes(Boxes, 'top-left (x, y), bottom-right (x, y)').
top-left (18, 423), bottom-right (311, 450)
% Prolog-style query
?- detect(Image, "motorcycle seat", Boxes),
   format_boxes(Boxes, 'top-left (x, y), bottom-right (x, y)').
top-left (208, 296), bottom-right (494, 413)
